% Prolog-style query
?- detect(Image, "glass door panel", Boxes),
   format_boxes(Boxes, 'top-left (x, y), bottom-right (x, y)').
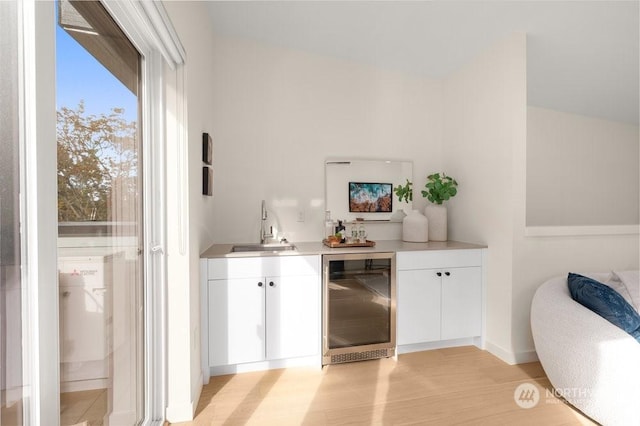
top-left (322, 253), bottom-right (396, 365)
top-left (1, 1), bottom-right (25, 423)
top-left (326, 257), bottom-right (393, 348)
top-left (56, 1), bottom-right (142, 424)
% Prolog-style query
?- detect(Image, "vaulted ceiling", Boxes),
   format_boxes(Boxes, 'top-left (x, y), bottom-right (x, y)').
top-left (207, 1), bottom-right (639, 125)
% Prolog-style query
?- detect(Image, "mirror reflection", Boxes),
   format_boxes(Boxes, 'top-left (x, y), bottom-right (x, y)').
top-left (325, 159), bottom-right (413, 222)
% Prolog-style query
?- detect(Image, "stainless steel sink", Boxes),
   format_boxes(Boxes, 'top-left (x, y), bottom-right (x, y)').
top-left (231, 243), bottom-right (297, 253)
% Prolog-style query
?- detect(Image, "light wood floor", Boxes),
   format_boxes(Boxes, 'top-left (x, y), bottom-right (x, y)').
top-left (173, 346), bottom-right (597, 425)
top-left (1, 393), bottom-right (23, 425)
top-left (60, 388), bottom-right (106, 426)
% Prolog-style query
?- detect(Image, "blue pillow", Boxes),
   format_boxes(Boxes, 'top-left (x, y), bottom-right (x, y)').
top-left (568, 273), bottom-right (640, 342)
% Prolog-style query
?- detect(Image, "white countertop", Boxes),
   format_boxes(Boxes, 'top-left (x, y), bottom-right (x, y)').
top-left (200, 240), bottom-right (487, 259)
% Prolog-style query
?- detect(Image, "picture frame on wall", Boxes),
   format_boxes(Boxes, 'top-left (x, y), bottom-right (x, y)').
top-left (202, 166), bottom-right (213, 196)
top-left (348, 182), bottom-right (393, 213)
top-left (202, 132), bottom-right (213, 165)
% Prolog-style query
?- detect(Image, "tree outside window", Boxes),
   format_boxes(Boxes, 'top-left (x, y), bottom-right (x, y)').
top-left (57, 101), bottom-right (137, 223)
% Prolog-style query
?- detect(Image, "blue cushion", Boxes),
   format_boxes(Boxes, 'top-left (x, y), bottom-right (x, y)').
top-left (568, 273), bottom-right (640, 342)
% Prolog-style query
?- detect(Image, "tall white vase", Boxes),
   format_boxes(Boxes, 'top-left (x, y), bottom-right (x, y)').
top-left (402, 209), bottom-right (429, 242)
top-left (424, 204), bottom-right (447, 241)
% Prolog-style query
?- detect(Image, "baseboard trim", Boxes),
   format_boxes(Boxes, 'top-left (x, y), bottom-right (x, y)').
top-left (191, 372), bottom-right (203, 417)
top-left (485, 341), bottom-right (516, 364)
top-left (165, 395), bottom-right (198, 422)
top-left (514, 349), bottom-right (539, 364)
top-left (165, 401), bottom-right (195, 423)
top-left (60, 378), bottom-right (108, 393)
top-left (4, 387), bottom-right (23, 406)
top-left (397, 337), bottom-right (479, 355)
top-left (209, 355), bottom-right (322, 377)
top-left (165, 370), bottom-right (205, 422)
top-left (485, 341), bottom-right (539, 365)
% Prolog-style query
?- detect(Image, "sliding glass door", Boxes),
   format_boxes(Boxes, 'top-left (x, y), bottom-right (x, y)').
top-left (0, 1), bottom-right (26, 424)
top-left (56, 1), bottom-right (143, 424)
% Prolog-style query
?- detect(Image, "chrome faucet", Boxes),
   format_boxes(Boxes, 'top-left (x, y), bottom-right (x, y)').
top-left (260, 200), bottom-right (273, 244)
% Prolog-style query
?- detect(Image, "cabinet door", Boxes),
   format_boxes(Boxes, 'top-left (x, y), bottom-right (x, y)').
top-left (441, 267), bottom-right (482, 340)
top-left (208, 278), bottom-right (265, 366)
top-left (397, 269), bottom-right (441, 345)
top-left (265, 275), bottom-right (320, 360)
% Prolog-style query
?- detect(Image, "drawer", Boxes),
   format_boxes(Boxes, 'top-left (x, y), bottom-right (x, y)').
top-left (208, 255), bottom-right (320, 280)
top-left (396, 249), bottom-right (482, 271)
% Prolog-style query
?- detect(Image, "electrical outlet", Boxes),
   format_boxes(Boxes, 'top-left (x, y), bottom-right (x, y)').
top-left (297, 210), bottom-right (305, 222)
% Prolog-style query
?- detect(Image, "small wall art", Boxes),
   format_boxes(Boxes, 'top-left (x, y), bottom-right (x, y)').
top-left (202, 166), bottom-right (213, 196)
top-left (202, 132), bottom-right (213, 165)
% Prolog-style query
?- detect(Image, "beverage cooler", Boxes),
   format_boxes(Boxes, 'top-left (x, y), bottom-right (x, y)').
top-left (322, 252), bottom-right (396, 365)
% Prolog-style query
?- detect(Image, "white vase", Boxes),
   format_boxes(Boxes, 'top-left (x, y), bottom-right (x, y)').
top-left (402, 209), bottom-right (429, 242)
top-left (424, 204), bottom-right (447, 241)
top-left (390, 209), bottom-right (407, 222)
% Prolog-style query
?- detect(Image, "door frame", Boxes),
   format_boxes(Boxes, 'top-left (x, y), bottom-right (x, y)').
top-left (21, 0), bottom-right (184, 423)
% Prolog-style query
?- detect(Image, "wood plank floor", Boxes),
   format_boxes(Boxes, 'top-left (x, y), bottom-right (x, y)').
top-left (172, 346), bottom-right (597, 425)
top-left (60, 388), bottom-right (106, 426)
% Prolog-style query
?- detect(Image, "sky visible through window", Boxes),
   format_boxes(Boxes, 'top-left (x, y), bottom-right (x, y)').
top-left (56, 10), bottom-right (139, 224)
top-left (56, 24), bottom-right (137, 122)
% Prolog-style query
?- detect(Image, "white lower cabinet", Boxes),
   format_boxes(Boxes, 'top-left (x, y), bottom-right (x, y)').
top-left (202, 248), bottom-right (484, 377)
top-left (397, 269), bottom-right (441, 345)
top-left (265, 274), bottom-right (319, 360)
top-left (205, 255), bottom-right (321, 370)
top-left (208, 277), bottom-right (265, 366)
top-left (440, 267), bottom-right (482, 340)
top-left (397, 250), bottom-right (483, 348)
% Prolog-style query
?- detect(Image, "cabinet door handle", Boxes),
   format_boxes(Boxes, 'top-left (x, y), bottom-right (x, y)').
top-left (436, 272), bottom-right (442, 277)
top-left (258, 281), bottom-right (263, 287)
top-left (269, 281), bottom-right (275, 287)
top-left (444, 271), bottom-right (451, 277)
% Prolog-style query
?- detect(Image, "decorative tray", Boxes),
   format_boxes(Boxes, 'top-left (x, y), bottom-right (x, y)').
top-left (322, 239), bottom-right (376, 248)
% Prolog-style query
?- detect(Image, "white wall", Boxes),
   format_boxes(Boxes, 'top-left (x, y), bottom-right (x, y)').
top-left (163, 1), bottom-right (217, 422)
top-left (443, 33), bottom-right (528, 363)
top-left (512, 95), bottom-right (639, 363)
top-left (442, 31), bottom-right (640, 365)
top-left (512, 104), bottom-right (639, 361)
top-left (208, 37), bottom-right (443, 244)
top-left (511, 234), bottom-right (640, 359)
top-left (527, 106), bottom-right (639, 226)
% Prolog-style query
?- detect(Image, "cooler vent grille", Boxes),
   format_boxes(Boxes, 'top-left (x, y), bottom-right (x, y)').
top-left (330, 349), bottom-right (390, 364)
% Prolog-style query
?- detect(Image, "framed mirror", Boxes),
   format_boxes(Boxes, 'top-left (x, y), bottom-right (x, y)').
top-left (325, 158), bottom-right (413, 222)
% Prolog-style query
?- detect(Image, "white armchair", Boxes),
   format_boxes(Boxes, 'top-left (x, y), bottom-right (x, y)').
top-left (531, 274), bottom-right (640, 426)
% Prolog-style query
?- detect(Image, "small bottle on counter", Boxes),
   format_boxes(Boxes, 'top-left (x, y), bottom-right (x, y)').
top-left (324, 211), bottom-right (334, 239)
top-left (358, 224), bottom-right (367, 242)
top-left (335, 220), bottom-right (346, 243)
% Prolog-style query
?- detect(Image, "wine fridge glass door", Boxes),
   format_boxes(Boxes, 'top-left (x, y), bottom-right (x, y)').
top-left (323, 252), bottom-right (396, 365)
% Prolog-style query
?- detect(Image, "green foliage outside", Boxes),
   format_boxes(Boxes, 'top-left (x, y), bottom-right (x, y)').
top-left (57, 101), bottom-right (137, 222)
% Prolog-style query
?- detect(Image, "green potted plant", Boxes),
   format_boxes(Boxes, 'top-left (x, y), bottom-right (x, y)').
top-left (394, 179), bottom-right (413, 203)
top-left (390, 179), bottom-right (411, 223)
top-left (421, 173), bottom-right (458, 204)
top-left (421, 173), bottom-right (458, 241)
top-left (394, 179), bottom-right (429, 242)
